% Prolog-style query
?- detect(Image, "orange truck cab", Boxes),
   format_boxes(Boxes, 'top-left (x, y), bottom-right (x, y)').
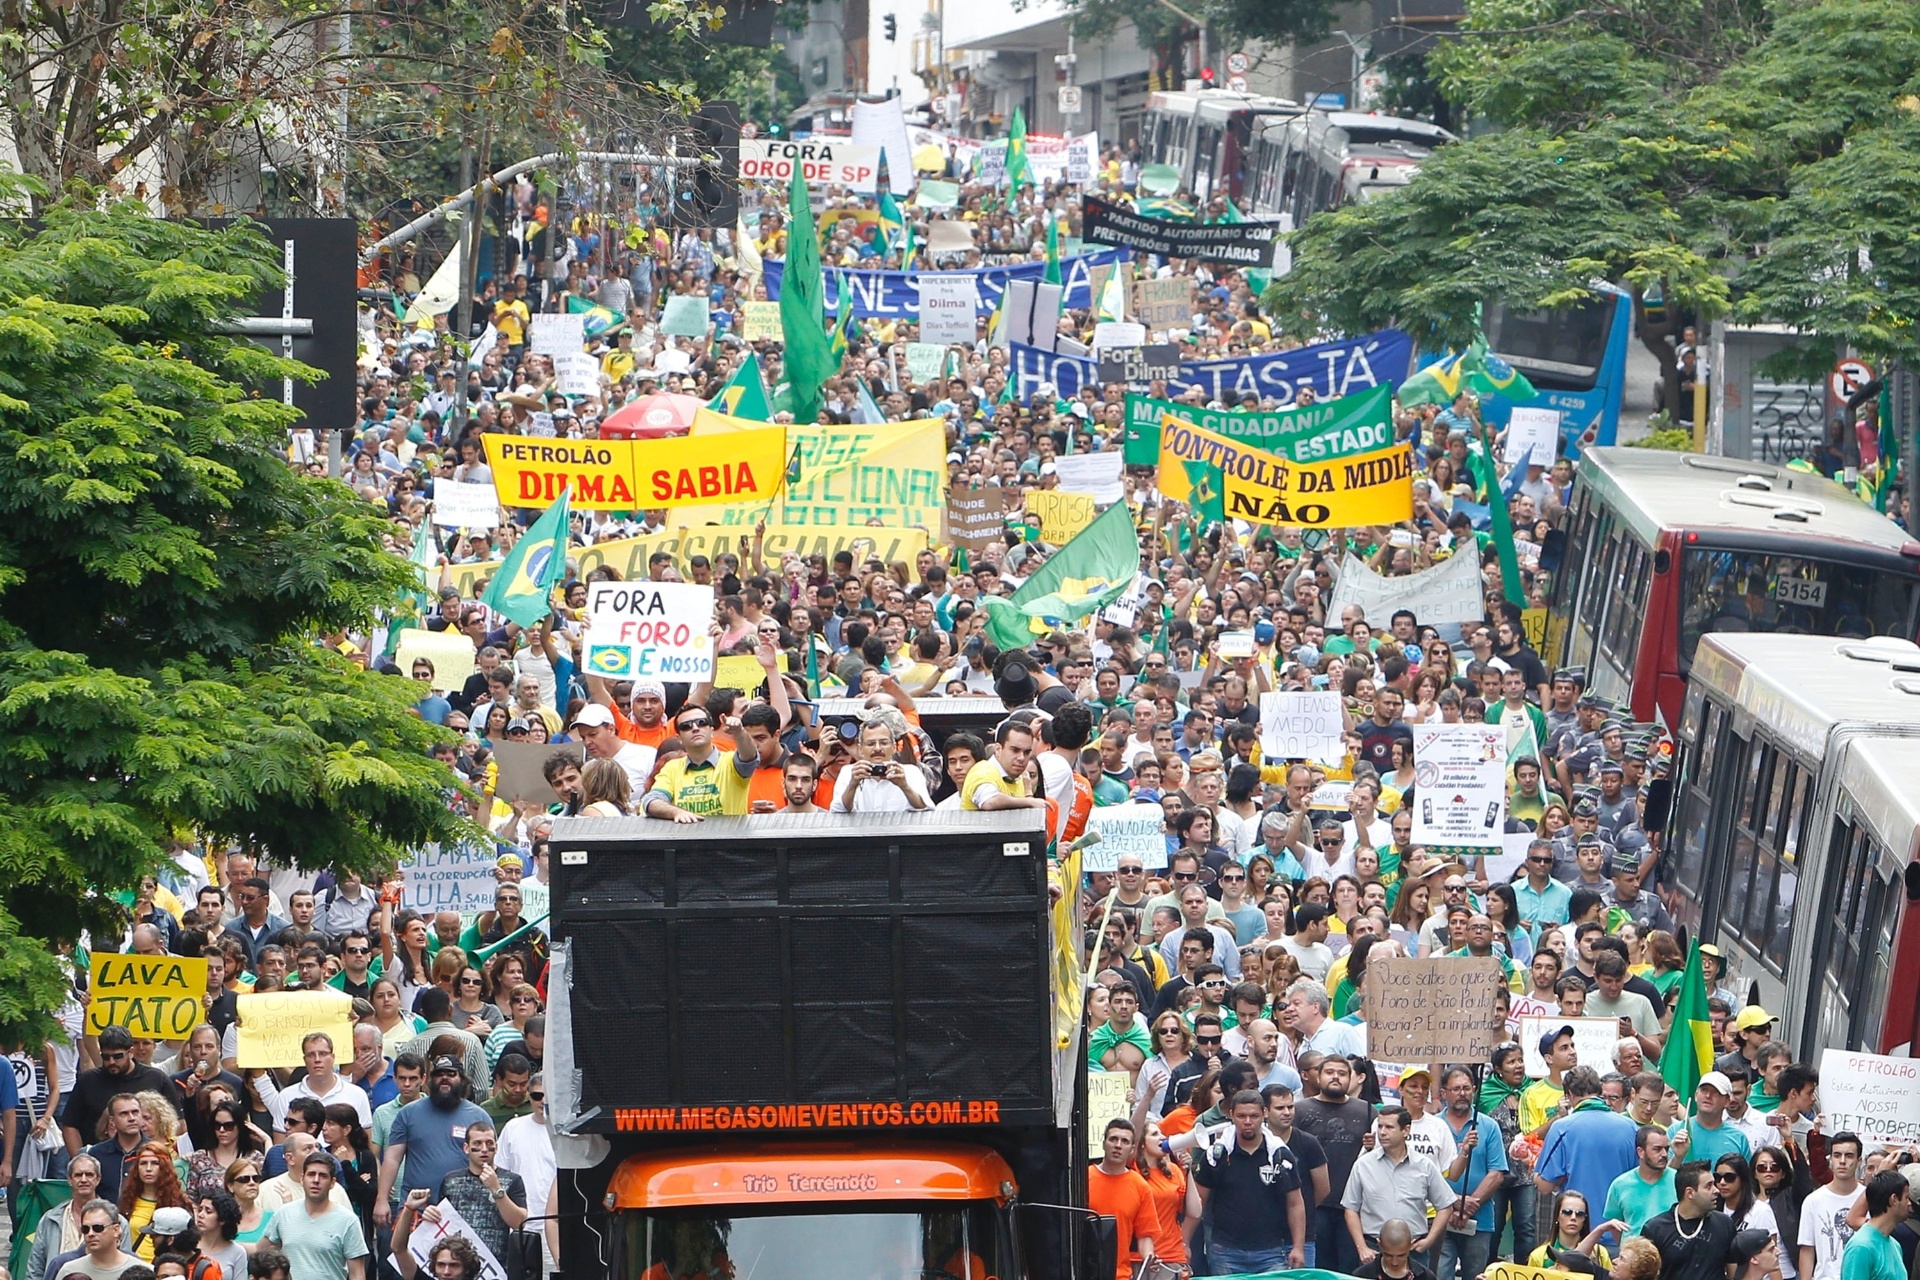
top-left (543, 812), bottom-right (1112, 1280)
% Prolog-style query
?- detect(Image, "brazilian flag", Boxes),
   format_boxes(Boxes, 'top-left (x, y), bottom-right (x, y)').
top-left (1659, 940), bottom-right (1715, 1101)
top-left (481, 488), bottom-right (572, 628)
top-left (1183, 458), bottom-right (1226, 529)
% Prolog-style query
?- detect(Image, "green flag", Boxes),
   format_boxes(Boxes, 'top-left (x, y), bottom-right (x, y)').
top-left (1044, 215), bottom-right (1062, 286)
top-left (900, 217), bottom-right (918, 271)
top-left (1659, 940), bottom-right (1715, 1101)
top-left (706, 353), bottom-right (774, 421)
top-left (1005, 106), bottom-right (1032, 190)
top-left (480, 489), bottom-right (571, 628)
top-left (778, 170), bottom-right (836, 425)
top-left (1473, 419), bottom-right (1528, 608)
top-left (828, 271), bottom-right (855, 367)
top-left (1182, 458), bottom-right (1225, 529)
top-left (877, 185), bottom-right (907, 258)
top-left (982, 501), bottom-right (1139, 649)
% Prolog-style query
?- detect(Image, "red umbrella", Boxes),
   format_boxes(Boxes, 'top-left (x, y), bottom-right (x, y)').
top-left (599, 392), bottom-right (704, 438)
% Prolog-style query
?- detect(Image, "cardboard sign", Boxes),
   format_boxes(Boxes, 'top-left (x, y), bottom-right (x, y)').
top-left (1519, 1016), bottom-right (1622, 1077)
top-left (1410, 723), bottom-right (1508, 849)
top-left (234, 989), bottom-right (356, 1069)
top-left (918, 274), bottom-right (981, 344)
top-left (713, 651), bottom-right (787, 694)
top-left (948, 485), bottom-right (1016, 552)
top-left (491, 740), bottom-right (584, 806)
top-left (741, 301), bottom-right (783, 342)
top-left (660, 294), bottom-right (709, 338)
top-left (393, 628), bottom-right (479, 692)
top-left (740, 138), bottom-right (882, 189)
top-left (1135, 277), bottom-right (1192, 329)
top-left (87, 954), bottom-right (208, 1038)
top-left (1082, 805), bottom-right (1170, 872)
top-left (1087, 1071), bottom-right (1132, 1157)
top-left (1308, 780), bottom-right (1354, 810)
top-left (1052, 452), bottom-right (1125, 504)
top-left (1505, 406), bottom-right (1561, 467)
top-left (403, 840), bottom-right (502, 914)
top-left (528, 313), bottom-right (584, 356)
top-left (1091, 323), bottom-right (1148, 353)
top-left (1259, 691), bottom-right (1344, 760)
top-left (1024, 490), bottom-right (1096, 544)
top-left (1819, 1048), bottom-right (1920, 1144)
top-left (585, 581), bottom-right (716, 680)
top-left (905, 342), bottom-right (948, 385)
top-left (1365, 955), bottom-right (1507, 1061)
top-left (1098, 573), bottom-right (1147, 626)
top-left (431, 481), bottom-right (501, 529)
top-left (399, 1199), bottom-right (509, 1280)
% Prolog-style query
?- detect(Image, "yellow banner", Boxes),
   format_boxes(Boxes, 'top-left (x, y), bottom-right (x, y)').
top-left (1221, 440), bottom-right (1414, 527)
top-left (234, 989), bottom-right (356, 1069)
top-left (1025, 490), bottom-right (1097, 544)
top-left (482, 428), bottom-right (787, 511)
top-left (670, 411), bottom-right (946, 528)
top-left (88, 954), bottom-right (208, 1038)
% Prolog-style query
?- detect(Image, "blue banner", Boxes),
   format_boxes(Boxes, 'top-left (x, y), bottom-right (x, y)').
top-left (1008, 329), bottom-right (1415, 405)
top-left (763, 250), bottom-right (1129, 319)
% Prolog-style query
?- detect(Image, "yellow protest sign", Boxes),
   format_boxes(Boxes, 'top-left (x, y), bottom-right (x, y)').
top-left (483, 434), bottom-right (639, 510)
top-left (393, 628), bottom-right (480, 691)
top-left (1025, 490), bottom-right (1097, 544)
top-left (1521, 606), bottom-right (1550, 653)
top-left (234, 989), bottom-right (357, 1068)
top-left (1221, 440), bottom-right (1414, 527)
top-left (741, 301), bottom-right (783, 342)
top-left (482, 428), bottom-right (788, 511)
top-left (671, 411), bottom-right (946, 528)
top-left (1485, 1264), bottom-right (1578, 1280)
top-left (714, 651), bottom-right (790, 693)
top-left (88, 954), bottom-right (207, 1038)
top-left (1086, 1071), bottom-right (1131, 1157)
top-left (630, 426), bottom-right (787, 506)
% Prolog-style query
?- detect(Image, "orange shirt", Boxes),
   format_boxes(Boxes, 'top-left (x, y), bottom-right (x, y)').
top-left (1063, 771), bottom-right (1094, 843)
top-left (1138, 1162), bottom-right (1189, 1266)
top-left (1086, 1164), bottom-right (1159, 1280)
top-left (612, 704), bottom-right (672, 750)
top-left (1159, 1104), bottom-right (1198, 1138)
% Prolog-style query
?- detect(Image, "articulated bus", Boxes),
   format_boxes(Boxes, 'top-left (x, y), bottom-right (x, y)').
top-left (1141, 90), bottom-right (1302, 203)
top-left (1667, 633), bottom-right (1920, 1056)
top-left (1550, 447), bottom-right (1920, 728)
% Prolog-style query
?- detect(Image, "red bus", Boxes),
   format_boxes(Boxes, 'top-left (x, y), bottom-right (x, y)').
top-left (1549, 446), bottom-right (1920, 728)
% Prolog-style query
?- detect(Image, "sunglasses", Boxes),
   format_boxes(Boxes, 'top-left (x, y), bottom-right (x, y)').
top-left (529, 1092), bottom-right (545, 1102)
top-left (345, 945), bottom-right (372, 955)
top-left (1220, 874), bottom-right (1246, 883)
top-left (1199, 979), bottom-right (1229, 989)
top-left (214, 1121), bottom-right (238, 1131)
top-left (231, 1174), bottom-right (261, 1184)
top-left (676, 717), bottom-right (711, 730)
top-left (1172, 872), bottom-right (1197, 882)
top-left (1560, 1207), bottom-right (1587, 1217)
top-left (82, 1224), bottom-right (114, 1235)
top-left (1714, 1172), bottom-right (1740, 1183)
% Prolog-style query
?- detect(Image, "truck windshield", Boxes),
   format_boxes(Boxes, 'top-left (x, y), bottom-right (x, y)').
top-left (619, 1203), bottom-right (1016, 1280)
top-left (1679, 548), bottom-right (1920, 669)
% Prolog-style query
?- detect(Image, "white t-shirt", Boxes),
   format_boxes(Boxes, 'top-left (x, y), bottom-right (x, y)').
top-left (1299, 847), bottom-right (1356, 882)
top-left (1342, 816), bottom-right (1392, 857)
top-left (1382, 1112), bottom-right (1458, 1175)
top-left (609, 742), bottom-right (658, 797)
top-left (831, 766), bottom-right (932, 813)
top-left (1278, 935), bottom-right (1334, 981)
top-left (1797, 1182), bottom-right (1863, 1280)
top-left (497, 1111), bottom-right (557, 1273)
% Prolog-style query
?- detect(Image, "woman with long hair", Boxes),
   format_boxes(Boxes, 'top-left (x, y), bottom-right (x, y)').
top-left (1388, 879), bottom-right (1433, 956)
top-left (450, 965), bottom-right (502, 1031)
top-left (122, 1140), bottom-right (192, 1260)
top-left (224, 1156), bottom-right (273, 1250)
top-left (1752, 1145), bottom-right (1813, 1279)
top-left (1245, 851), bottom-right (1277, 902)
top-left (1645, 931), bottom-right (1687, 1009)
top-left (1131, 1014), bottom-right (1194, 1132)
top-left (381, 908), bottom-right (434, 1013)
top-left (185, 1100), bottom-right (269, 1200)
top-left (1262, 947), bottom-right (1302, 1013)
top-left (1251, 885), bottom-right (1295, 947)
top-left (1529, 1189), bottom-right (1616, 1271)
top-left (485, 983), bottom-right (544, 1069)
top-left (369, 977), bottom-right (427, 1060)
top-left (577, 757), bottom-right (632, 816)
top-left (482, 951), bottom-right (528, 1007)
top-left (323, 1103), bottom-right (380, 1246)
top-left (1539, 802), bottom-right (1573, 842)
top-left (1714, 1153), bottom-right (1780, 1243)
top-left (1485, 883), bottom-right (1535, 963)
top-left (1133, 1120), bottom-right (1193, 1275)
top-left (1331, 935), bottom-right (1381, 1020)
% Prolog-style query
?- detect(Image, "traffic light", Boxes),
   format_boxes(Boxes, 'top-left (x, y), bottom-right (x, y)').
top-left (767, 119), bottom-right (783, 136)
top-left (883, 13), bottom-right (897, 39)
top-left (679, 100), bottom-right (740, 227)
top-left (1199, 66), bottom-right (1214, 83)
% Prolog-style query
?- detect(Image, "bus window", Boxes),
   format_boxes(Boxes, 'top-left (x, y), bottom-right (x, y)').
top-left (1600, 537), bottom-right (1649, 668)
top-left (1669, 699), bottom-right (1725, 930)
top-left (1724, 741), bottom-right (1769, 936)
top-left (1853, 867), bottom-right (1903, 1050)
top-left (1743, 758), bottom-right (1798, 950)
top-left (1677, 549), bottom-right (1920, 669)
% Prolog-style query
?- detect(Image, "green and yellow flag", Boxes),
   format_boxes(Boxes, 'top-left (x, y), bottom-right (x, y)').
top-left (706, 353), bottom-right (774, 422)
top-left (480, 488), bottom-right (571, 628)
top-left (1659, 940), bottom-right (1715, 1102)
top-left (778, 169), bottom-right (836, 424)
top-left (1005, 106), bottom-right (1032, 190)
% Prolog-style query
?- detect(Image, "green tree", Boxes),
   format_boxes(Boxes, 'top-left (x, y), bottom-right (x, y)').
top-left (0, 180), bottom-right (472, 1045)
top-left (1263, 0), bottom-right (1920, 409)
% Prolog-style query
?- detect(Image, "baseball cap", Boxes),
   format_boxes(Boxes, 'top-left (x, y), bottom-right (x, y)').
top-left (1254, 621), bottom-right (1277, 645)
top-left (1734, 1005), bottom-right (1776, 1032)
top-left (572, 703), bottom-right (615, 728)
top-left (1728, 1229), bottom-right (1776, 1269)
top-left (1537, 1024), bottom-right (1575, 1057)
top-left (1399, 1066), bottom-right (1433, 1086)
top-left (429, 1055), bottom-right (462, 1075)
top-left (1698, 1070), bottom-right (1734, 1095)
top-left (150, 1207), bottom-right (194, 1235)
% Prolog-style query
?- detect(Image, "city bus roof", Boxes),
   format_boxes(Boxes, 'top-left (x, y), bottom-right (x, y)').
top-left (608, 1142), bottom-right (1019, 1208)
top-left (1193, 92), bottom-right (1302, 125)
top-left (1578, 447), bottom-right (1920, 555)
top-left (1837, 736), bottom-right (1920, 870)
top-left (1689, 633), bottom-right (1920, 762)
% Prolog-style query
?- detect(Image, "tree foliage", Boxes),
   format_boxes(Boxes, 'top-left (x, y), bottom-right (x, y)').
top-left (0, 181), bottom-right (472, 1045)
top-left (1263, 0), bottom-right (1920, 400)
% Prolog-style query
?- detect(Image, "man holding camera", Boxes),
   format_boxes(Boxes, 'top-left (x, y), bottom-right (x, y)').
top-left (829, 719), bottom-right (932, 812)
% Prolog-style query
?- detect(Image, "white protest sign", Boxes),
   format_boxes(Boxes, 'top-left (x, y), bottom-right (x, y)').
top-left (740, 138), bottom-right (882, 190)
top-left (1083, 805), bottom-right (1170, 872)
top-left (1520, 1016), bottom-right (1621, 1077)
top-left (431, 481), bottom-right (501, 529)
top-left (905, 342), bottom-right (948, 386)
top-left (399, 1200), bottom-right (509, 1280)
top-left (403, 842), bottom-right (500, 914)
top-left (1092, 321), bottom-right (1148, 351)
top-left (1487, 831), bottom-right (1534, 886)
top-left (1411, 722), bottom-right (1507, 849)
top-left (1098, 574), bottom-right (1147, 626)
top-left (584, 581), bottom-right (716, 681)
top-left (1325, 551), bottom-right (1485, 627)
top-left (851, 96), bottom-right (915, 196)
top-left (1308, 780), bottom-right (1353, 810)
top-left (528, 312), bottom-right (584, 356)
top-left (1052, 452), bottom-right (1125, 504)
top-left (393, 629), bottom-right (478, 691)
top-left (1218, 631), bottom-right (1256, 659)
top-left (1066, 131), bottom-right (1100, 184)
top-left (1259, 692), bottom-right (1344, 760)
top-left (918, 274), bottom-right (981, 344)
top-left (551, 351), bottom-right (600, 398)
top-left (1819, 1049), bottom-right (1920, 1144)
top-left (1504, 406), bottom-right (1561, 467)
top-left (528, 411), bottom-right (556, 437)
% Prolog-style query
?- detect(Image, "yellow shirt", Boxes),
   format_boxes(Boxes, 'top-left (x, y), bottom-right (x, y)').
top-left (959, 758), bottom-right (1025, 810)
top-left (492, 298), bottom-right (531, 345)
top-left (1519, 1078), bottom-right (1565, 1134)
top-left (649, 754), bottom-right (750, 816)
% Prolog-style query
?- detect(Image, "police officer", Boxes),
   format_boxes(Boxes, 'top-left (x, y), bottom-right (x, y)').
top-left (1603, 848), bottom-right (1673, 933)
top-left (1595, 760), bottom-right (1635, 834)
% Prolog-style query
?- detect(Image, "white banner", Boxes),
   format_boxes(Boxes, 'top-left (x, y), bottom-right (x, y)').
top-left (1259, 692), bottom-right (1344, 760)
top-left (398, 1200), bottom-right (508, 1280)
top-left (850, 97), bottom-right (915, 196)
top-left (528, 313), bottom-right (584, 356)
top-left (919, 274), bottom-right (982, 344)
top-left (1411, 723), bottom-right (1507, 848)
top-left (551, 350), bottom-right (601, 398)
top-left (1083, 804), bottom-right (1169, 872)
top-left (1325, 551), bottom-right (1485, 627)
top-left (431, 481), bottom-right (501, 529)
top-left (403, 842), bottom-right (501, 914)
top-left (1819, 1049), bottom-right (1920, 1144)
top-left (740, 139), bottom-right (882, 191)
top-left (1504, 406), bottom-right (1560, 467)
top-left (584, 581), bottom-right (716, 681)
top-left (1052, 452), bottom-right (1125, 504)
top-left (976, 131), bottom-right (1099, 186)
top-left (1092, 321), bottom-right (1147, 351)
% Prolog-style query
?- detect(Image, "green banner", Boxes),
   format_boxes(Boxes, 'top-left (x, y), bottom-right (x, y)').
top-left (1124, 382), bottom-right (1396, 466)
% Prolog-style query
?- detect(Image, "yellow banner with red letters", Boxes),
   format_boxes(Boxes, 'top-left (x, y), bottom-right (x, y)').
top-left (482, 427), bottom-right (788, 511)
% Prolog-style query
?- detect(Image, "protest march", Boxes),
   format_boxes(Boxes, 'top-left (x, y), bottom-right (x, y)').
top-left (28, 104), bottom-right (1918, 1280)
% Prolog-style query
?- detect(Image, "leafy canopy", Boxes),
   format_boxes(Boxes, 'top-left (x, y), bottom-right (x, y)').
top-left (0, 178), bottom-right (470, 1044)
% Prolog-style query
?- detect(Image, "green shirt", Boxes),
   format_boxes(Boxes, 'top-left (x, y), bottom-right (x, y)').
top-left (1668, 1116), bottom-right (1750, 1167)
top-left (1840, 1224), bottom-right (1905, 1280)
top-left (1603, 1166), bottom-right (1676, 1234)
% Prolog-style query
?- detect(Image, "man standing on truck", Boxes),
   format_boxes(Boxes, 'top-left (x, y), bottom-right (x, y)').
top-left (642, 704), bottom-right (747, 820)
top-left (959, 721), bottom-right (1049, 812)
top-left (1192, 1088), bottom-right (1309, 1274)
top-left (1087, 1118), bottom-right (1158, 1280)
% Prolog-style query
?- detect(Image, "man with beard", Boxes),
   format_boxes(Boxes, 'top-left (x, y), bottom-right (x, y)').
top-left (372, 1056), bottom-right (490, 1231)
